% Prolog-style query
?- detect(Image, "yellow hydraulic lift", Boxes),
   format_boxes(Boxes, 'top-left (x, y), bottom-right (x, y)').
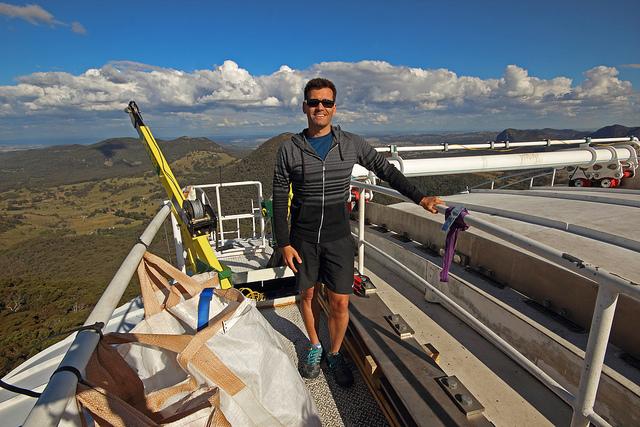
top-left (125, 101), bottom-right (232, 289)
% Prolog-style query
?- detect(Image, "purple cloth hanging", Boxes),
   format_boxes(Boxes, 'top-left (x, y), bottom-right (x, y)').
top-left (440, 207), bottom-right (469, 282)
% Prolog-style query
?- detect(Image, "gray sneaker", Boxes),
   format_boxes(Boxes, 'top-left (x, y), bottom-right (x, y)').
top-left (300, 344), bottom-right (323, 379)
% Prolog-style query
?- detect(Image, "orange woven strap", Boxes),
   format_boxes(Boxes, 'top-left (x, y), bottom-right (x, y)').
top-left (104, 328), bottom-right (246, 397)
top-left (144, 251), bottom-right (218, 297)
top-left (177, 300), bottom-right (246, 395)
top-left (139, 251), bottom-right (221, 312)
top-left (154, 385), bottom-right (229, 426)
top-left (145, 377), bottom-right (199, 413)
top-left (77, 381), bottom-right (230, 427)
top-left (85, 339), bottom-right (147, 412)
top-left (138, 261), bottom-right (164, 319)
top-left (103, 332), bottom-right (192, 354)
top-left (76, 383), bottom-right (157, 427)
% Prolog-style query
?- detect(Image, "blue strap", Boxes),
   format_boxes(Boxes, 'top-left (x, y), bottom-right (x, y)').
top-left (197, 288), bottom-right (214, 331)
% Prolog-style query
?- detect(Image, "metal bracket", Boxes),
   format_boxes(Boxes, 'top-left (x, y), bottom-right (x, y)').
top-left (437, 375), bottom-right (484, 417)
top-left (384, 313), bottom-right (414, 339)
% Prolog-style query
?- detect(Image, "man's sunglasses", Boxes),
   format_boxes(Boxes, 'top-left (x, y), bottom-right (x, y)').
top-left (305, 98), bottom-right (335, 108)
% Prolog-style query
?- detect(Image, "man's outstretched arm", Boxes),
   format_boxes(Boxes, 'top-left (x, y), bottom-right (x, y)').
top-left (355, 136), bottom-right (444, 213)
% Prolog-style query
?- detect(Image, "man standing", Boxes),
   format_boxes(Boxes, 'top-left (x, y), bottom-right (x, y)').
top-left (272, 78), bottom-right (443, 387)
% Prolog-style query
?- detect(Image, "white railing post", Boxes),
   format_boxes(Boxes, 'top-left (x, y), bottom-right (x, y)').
top-left (551, 168), bottom-right (557, 187)
top-left (170, 210), bottom-right (186, 273)
top-left (358, 188), bottom-right (366, 274)
top-left (529, 177), bottom-right (534, 189)
top-left (570, 286), bottom-right (619, 427)
top-left (215, 186), bottom-right (225, 246)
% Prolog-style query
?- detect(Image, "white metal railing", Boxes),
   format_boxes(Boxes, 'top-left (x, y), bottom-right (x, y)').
top-left (469, 168), bottom-right (557, 190)
top-left (354, 139), bottom-right (638, 178)
top-left (373, 136), bottom-right (639, 153)
top-left (193, 181), bottom-right (267, 250)
top-left (351, 180), bottom-right (639, 427)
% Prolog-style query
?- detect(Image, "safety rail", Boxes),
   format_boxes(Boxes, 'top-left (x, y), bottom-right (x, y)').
top-left (22, 203), bottom-right (172, 427)
top-left (470, 168), bottom-right (558, 190)
top-left (353, 142), bottom-right (637, 178)
top-left (373, 136), bottom-right (639, 153)
top-left (194, 181), bottom-right (267, 249)
top-left (351, 180), bottom-right (639, 427)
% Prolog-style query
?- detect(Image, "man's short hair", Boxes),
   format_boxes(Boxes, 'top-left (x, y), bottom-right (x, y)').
top-left (304, 78), bottom-right (337, 101)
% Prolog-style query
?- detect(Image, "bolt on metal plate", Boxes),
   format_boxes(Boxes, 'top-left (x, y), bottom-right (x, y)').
top-left (384, 313), bottom-right (414, 339)
top-left (437, 375), bottom-right (484, 417)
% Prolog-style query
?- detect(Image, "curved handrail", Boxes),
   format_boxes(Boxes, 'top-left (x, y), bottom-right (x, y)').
top-left (350, 180), bottom-right (637, 427)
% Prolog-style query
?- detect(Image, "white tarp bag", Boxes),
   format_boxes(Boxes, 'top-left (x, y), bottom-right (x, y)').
top-left (116, 252), bottom-right (320, 427)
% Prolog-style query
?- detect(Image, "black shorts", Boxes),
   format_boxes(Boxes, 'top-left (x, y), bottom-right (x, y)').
top-left (291, 235), bottom-right (356, 295)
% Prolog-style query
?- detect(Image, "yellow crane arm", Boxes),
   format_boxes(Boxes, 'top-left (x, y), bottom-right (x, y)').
top-left (125, 101), bottom-right (231, 289)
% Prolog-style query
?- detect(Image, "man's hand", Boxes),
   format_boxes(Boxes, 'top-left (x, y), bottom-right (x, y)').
top-left (282, 244), bottom-right (302, 273)
top-left (419, 196), bottom-right (445, 214)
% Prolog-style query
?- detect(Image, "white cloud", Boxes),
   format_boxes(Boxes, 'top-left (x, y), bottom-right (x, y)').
top-left (0, 60), bottom-right (637, 141)
top-left (0, 2), bottom-right (57, 25)
top-left (71, 21), bottom-right (86, 35)
top-left (0, 2), bottom-right (86, 34)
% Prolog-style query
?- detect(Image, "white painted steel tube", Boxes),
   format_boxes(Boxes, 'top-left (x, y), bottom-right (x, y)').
top-left (215, 186), bottom-right (224, 246)
top-left (473, 188), bottom-right (640, 208)
top-left (360, 238), bottom-right (576, 407)
top-left (570, 286), bottom-right (619, 427)
top-left (445, 201), bottom-right (640, 253)
top-left (354, 147), bottom-right (634, 178)
top-left (535, 186), bottom-right (640, 195)
top-left (373, 137), bottom-right (636, 153)
top-left (170, 211), bottom-right (186, 272)
top-left (23, 204), bottom-right (171, 427)
top-left (358, 188), bottom-right (366, 274)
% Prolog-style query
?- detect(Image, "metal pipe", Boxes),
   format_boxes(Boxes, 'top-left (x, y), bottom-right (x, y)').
top-left (356, 175), bottom-right (639, 297)
top-left (472, 168), bottom-right (550, 190)
top-left (570, 286), bottom-right (619, 427)
top-left (444, 201), bottom-right (640, 253)
top-left (497, 171), bottom-right (553, 190)
top-left (23, 204), bottom-right (171, 427)
top-left (373, 137), bottom-right (635, 153)
top-left (354, 147), bottom-right (634, 178)
top-left (358, 188), bottom-right (366, 274)
top-left (215, 186), bottom-right (224, 246)
top-left (360, 238), bottom-right (576, 406)
top-left (534, 186), bottom-right (640, 194)
top-left (473, 188), bottom-right (640, 208)
top-left (352, 181), bottom-right (640, 302)
top-left (170, 210), bottom-right (185, 272)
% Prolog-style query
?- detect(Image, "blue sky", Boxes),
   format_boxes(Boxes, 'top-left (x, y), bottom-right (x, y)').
top-left (0, 0), bottom-right (638, 144)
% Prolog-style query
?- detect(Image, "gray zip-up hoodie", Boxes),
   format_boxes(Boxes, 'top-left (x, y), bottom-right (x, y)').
top-left (272, 126), bottom-right (425, 247)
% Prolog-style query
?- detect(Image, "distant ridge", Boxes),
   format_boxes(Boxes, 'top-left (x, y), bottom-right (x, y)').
top-left (496, 125), bottom-right (639, 142)
top-left (495, 128), bottom-right (589, 142)
top-left (589, 124), bottom-right (640, 139)
top-left (0, 136), bottom-right (228, 192)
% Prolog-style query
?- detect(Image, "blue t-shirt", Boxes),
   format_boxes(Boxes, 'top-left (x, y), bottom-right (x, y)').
top-left (308, 133), bottom-right (333, 160)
